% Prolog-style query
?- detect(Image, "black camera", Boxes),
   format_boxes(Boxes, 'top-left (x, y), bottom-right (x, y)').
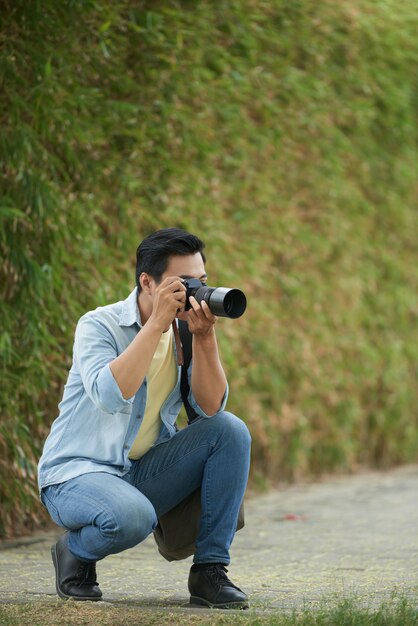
top-left (183, 278), bottom-right (247, 319)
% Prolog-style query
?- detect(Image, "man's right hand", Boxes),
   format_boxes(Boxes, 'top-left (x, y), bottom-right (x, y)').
top-left (148, 276), bottom-right (186, 332)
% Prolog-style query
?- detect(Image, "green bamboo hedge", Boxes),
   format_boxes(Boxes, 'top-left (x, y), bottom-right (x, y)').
top-left (1, 0), bottom-right (417, 537)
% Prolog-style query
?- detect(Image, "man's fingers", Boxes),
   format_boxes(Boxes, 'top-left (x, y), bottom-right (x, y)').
top-left (190, 296), bottom-right (211, 316)
top-left (190, 297), bottom-right (215, 319)
top-left (160, 278), bottom-right (186, 295)
top-left (188, 298), bottom-right (216, 328)
top-left (201, 300), bottom-right (216, 322)
top-left (161, 276), bottom-right (185, 287)
top-left (189, 296), bottom-right (201, 312)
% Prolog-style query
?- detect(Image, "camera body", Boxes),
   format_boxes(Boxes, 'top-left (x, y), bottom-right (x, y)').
top-left (183, 278), bottom-right (247, 319)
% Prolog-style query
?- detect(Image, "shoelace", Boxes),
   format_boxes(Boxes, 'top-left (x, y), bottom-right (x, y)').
top-left (75, 562), bottom-right (98, 586)
top-left (205, 565), bottom-right (241, 591)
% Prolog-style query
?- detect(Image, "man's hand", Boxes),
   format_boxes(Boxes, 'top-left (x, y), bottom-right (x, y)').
top-left (148, 276), bottom-right (186, 333)
top-left (110, 277), bottom-right (185, 399)
top-left (186, 296), bottom-right (217, 336)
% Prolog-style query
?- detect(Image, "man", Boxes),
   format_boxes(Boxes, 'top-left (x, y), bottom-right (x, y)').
top-left (38, 228), bottom-right (251, 609)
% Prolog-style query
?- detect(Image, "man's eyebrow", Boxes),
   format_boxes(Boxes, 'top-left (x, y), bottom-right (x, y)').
top-left (180, 274), bottom-right (208, 280)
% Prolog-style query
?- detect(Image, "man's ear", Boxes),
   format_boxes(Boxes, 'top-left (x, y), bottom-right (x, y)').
top-left (139, 273), bottom-right (153, 294)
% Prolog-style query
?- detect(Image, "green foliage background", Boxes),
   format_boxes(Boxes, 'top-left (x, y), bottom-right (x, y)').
top-left (1, 0), bottom-right (417, 537)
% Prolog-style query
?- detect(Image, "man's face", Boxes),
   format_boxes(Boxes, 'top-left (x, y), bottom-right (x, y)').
top-left (164, 253), bottom-right (207, 320)
top-left (148, 252), bottom-right (207, 320)
top-left (162, 253), bottom-right (207, 284)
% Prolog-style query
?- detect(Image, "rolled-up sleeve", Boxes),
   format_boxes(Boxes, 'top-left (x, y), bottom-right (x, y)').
top-left (74, 316), bottom-right (135, 414)
top-left (186, 359), bottom-right (229, 418)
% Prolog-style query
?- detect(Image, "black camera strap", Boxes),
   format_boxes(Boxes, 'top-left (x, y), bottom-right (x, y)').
top-left (178, 320), bottom-right (200, 425)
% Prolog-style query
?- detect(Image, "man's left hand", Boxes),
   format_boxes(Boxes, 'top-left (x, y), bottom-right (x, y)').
top-left (183, 296), bottom-right (216, 336)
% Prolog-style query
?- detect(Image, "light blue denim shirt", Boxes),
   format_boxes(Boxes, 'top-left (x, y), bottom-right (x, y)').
top-left (38, 288), bottom-right (228, 491)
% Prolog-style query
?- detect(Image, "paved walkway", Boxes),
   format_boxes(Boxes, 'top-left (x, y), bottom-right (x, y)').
top-left (0, 465), bottom-right (417, 612)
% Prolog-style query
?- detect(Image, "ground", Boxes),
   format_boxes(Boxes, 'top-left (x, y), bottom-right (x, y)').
top-left (0, 465), bottom-right (417, 624)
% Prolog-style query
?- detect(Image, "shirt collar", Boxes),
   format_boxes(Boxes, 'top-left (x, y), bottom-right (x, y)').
top-left (119, 287), bottom-right (142, 327)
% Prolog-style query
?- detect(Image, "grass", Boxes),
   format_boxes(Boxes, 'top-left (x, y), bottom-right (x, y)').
top-left (0, 595), bottom-right (417, 626)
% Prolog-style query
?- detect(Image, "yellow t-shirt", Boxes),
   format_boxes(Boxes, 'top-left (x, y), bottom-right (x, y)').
top-left (129, 326), bottom-right (177, 460)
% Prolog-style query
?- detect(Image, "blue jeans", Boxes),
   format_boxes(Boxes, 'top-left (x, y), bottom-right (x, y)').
top-left (41, 411), bottom-right (251, 565)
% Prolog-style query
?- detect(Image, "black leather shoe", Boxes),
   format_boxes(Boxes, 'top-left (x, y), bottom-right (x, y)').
top-left (51, 533), bottom-right (102, 601)
top-left (188, 563), bottom-right (249, 609)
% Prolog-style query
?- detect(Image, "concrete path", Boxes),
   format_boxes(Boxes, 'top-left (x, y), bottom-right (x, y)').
top-left (0, 465), bottom-right (417, 612)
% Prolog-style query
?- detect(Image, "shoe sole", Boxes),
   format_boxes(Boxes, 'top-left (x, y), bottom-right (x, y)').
top-left (51, 545), bottom-right (102, 602)
top-left (190, 595), bottom-right (249, 610)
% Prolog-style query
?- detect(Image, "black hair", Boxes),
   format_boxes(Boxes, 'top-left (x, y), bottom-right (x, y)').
top-left (135, 228), bottom-right (206, 292)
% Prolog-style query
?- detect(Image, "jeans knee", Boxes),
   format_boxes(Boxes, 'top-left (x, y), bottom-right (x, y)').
top-left (103, 495), bottom-right (157, 550)
top-left (216, 411), bottom-right (251, 449)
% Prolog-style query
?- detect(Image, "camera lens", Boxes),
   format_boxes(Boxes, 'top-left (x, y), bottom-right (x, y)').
top-left (207, 288), bottom-right (247, 319)
top-left (185, 280), bottom-right (247, 318)
top-left (219, 289), bottom-right (247, 318)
